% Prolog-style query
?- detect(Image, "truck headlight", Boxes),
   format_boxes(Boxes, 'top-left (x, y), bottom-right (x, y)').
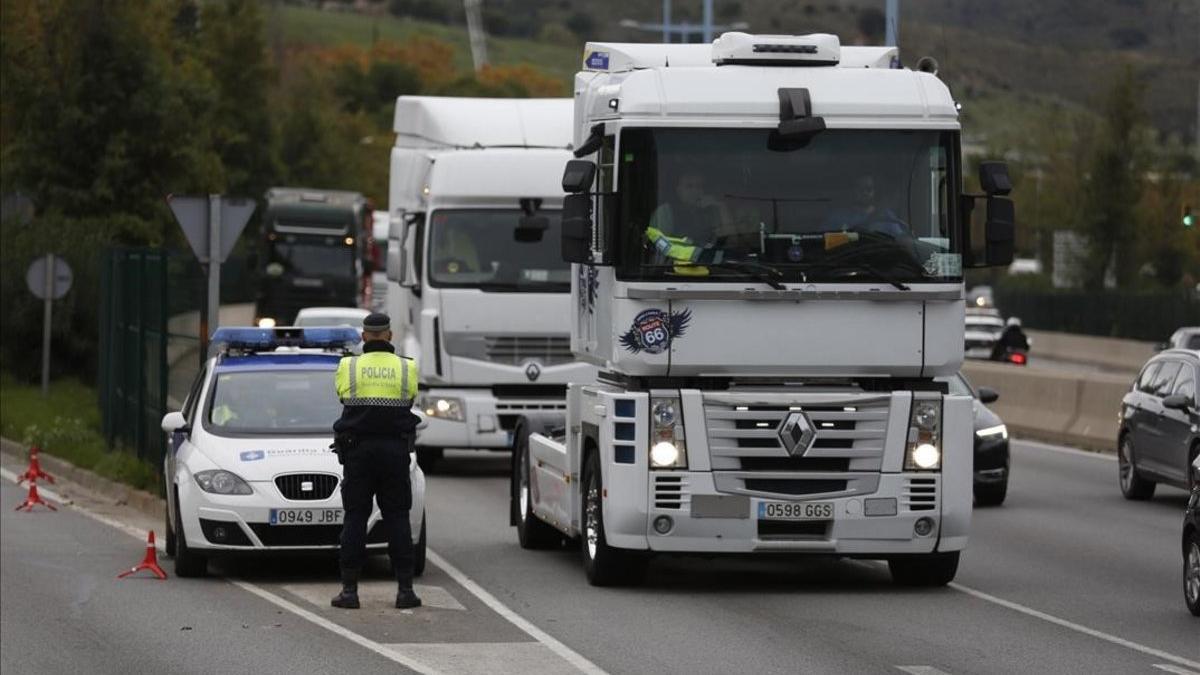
top-left (905, 398), bottom-right (942, 471)
top-left (194, 470), bottom-right (253, 495)
top-left (976, 424), bottom-right (1007, 440)
top-left (649, 396), bottom-right (686, 469)
top-left (417, 395), bottom-right (464, 422)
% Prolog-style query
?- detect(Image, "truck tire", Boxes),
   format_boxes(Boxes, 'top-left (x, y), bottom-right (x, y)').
top-left (974, 481), bottom-right (1007, 507)
top-left (172, 488), bottom-right (208, 578)
top-left (581, 451), bottom-right (647, 587)
top-left (1118, 435), bottom-right (1155, 500)
top-left (413, 512), bottom-right (427, 578)
top-left (513, 422), bottom-right (562, 549)
top-left (416, 447), bottom-right (443, 473)
top-left (888, 551), bottom-right (959, 587)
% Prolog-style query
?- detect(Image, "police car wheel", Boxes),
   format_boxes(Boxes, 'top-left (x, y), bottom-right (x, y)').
top-left (413, 512), bottom-right (427, 578)
top-left (514, 423), bottom-right (561, 550)
top-left (580, 451), bottom-right (647, 587)
top-left (888, 551), bottom-right (959, 587)
top-left (164, 505), bottom-right (177, 557)
top-left (416, 447), bottom-right (443, 473)
top-left (173, 488), bottom-right (208, 578)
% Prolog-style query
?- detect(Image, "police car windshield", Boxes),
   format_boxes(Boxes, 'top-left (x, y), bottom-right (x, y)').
top-left (427, 209), bottom-right (569, 292)
top-left (206, 370), bottom-right (340, 435)
top-left (615, 128), bottom-right (961, 284)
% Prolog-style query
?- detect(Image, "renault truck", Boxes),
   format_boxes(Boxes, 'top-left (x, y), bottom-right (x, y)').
top-left (509, 33), bottom-right (1016, 586)
top-left (385, 96), bottom-right (598, 470)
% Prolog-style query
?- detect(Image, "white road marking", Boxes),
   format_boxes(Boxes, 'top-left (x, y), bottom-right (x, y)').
top-left (426, 549), bottom-right (607, 675)
top-left (895, 667), bottom-right (953, 675)
top-left (950, 583), bottom-right (1200, 670)
top-left (1153, 664), bottom-right (1200, 675)
top-left (384, 642), bottom-right (584, 675)
top-left (1012, 438), bottom-right (1116, 461)
top-left (2, 465), bottom-right (606, 674)
top-left (283, 580), bottom-right (466, 612)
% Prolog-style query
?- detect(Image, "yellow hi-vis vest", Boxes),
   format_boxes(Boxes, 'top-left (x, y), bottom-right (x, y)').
top-left (645, 226), bottom-right (720, 276)
top-left (335, 352), bottom-right (418, 407)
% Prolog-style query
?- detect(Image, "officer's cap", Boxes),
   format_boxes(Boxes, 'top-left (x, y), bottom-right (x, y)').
top-left (362, 312), bottom-right (391, 332)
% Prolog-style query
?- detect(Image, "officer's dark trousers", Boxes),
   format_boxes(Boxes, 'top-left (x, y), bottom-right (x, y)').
top-left (339, 437), bottom-right (414, 586)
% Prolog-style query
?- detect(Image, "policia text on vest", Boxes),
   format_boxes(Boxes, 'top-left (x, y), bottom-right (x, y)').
top-left (330, 312), bottom-right (422, 610)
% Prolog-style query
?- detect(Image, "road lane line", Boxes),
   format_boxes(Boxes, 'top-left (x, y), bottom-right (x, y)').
top-left (1012, 438), bottom-right (1116, 461)
top-left (895, 666), bottom-right (954, 674)
top-left (425, 549), bottom-right (608, 675)
top-left (1153, 664), bottom-right (1200, 675)
top-left (230, 579), bottom-right (444, 674)
top-left (949, 583), bottom-right (1200, 670)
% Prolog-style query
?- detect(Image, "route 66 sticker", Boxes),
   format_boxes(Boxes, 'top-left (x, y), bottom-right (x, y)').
top-left (619, 308), bottom-right (692, 354)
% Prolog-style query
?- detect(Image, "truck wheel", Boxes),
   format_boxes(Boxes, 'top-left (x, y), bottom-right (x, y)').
top-left (1118, 435), bottom-right (1155, 500)
top-left (513, 423), bottom-right (561, 549)
top-left (888, 551), bottom-right (959, 587)
top-left (581, 452), bottom-right (647, 587)
top-left (416, 447), bottom-right (443, 473)
top-left (974, 481), bottom-right (1007, 507)
top-left (413, 512), bottom-right (427, 578)
top-left (173, 490), bottom-right (208, 578)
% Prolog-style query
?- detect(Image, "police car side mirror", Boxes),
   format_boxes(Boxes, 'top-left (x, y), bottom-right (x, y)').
top-left (977, 387), bottom-right (999, 404)
top-left (1163, 393), bottom-right (1192, 411)
top-left (161, 411), bottom-right (189, 434)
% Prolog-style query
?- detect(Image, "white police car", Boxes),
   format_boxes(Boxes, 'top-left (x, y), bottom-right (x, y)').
top-left (160, 327), bottom-right (427, 577)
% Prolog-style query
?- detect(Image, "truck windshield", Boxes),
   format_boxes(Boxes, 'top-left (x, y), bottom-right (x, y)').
top-left (265, 236), bottom-right (354, 277)
top-left (616, 128), bottom-right (961, 284)
top-left (205, 370), bottom-right (340, 435)
top-left (428, 209), bottom-right (568, 292)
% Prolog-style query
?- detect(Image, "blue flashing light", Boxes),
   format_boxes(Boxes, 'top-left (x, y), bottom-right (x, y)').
top-left (211, 326), bottom-right (361, 353)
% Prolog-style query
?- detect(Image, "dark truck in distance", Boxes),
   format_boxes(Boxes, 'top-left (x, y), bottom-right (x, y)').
top-left (253, 188), bottom-right (373, 327)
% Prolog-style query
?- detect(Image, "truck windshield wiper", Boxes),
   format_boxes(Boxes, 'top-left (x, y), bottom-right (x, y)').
top-left (805, 260), bottom-right (910, 290)
top-left (707, 259), bottom-right (786, 290)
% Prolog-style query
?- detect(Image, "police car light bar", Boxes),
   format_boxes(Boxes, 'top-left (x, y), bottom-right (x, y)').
top-left (210, 327), bottom-right (361, 353)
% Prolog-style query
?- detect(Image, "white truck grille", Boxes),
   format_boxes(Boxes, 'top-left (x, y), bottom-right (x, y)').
top-left (484, 335), bottom-right (574, 365)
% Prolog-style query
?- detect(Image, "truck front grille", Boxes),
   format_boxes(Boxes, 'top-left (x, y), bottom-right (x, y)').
top-left (484, 335), bottom-right (574, 366)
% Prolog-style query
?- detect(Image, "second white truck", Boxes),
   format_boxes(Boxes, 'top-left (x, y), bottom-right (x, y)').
top-left (385, 96), bottom-right (597, 470)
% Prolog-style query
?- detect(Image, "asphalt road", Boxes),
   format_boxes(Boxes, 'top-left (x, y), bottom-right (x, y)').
top-left (2, 440), bottom-right (1197, 675)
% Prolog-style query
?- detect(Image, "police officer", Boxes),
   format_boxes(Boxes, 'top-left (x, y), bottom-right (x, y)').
top-left (330, 312), bottom-right (422, 610)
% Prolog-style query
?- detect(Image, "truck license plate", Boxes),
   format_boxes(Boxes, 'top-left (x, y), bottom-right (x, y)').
top-left (269, 508), bottom-right (344, 526)
top-left (758, 501), bottom-right (833, 521)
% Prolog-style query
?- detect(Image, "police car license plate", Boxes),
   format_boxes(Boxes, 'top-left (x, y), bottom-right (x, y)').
top-left (758, 501), bottom-right (833, 521)
top-left (270, 508), bottom-right (344, 526)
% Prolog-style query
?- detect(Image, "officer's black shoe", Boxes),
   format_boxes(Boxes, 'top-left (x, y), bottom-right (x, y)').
top-left (331, 589), bottom-right (361, 609)
top-left (395, 588), bottom-right (422, 609)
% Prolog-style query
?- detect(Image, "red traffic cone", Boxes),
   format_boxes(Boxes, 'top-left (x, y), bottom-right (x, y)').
top-left (117, 531), bottom-right (167, 580)
top-left (18, 446), bottom-right (55, 485)
top-left (14, 481), bottom-right (57, 512)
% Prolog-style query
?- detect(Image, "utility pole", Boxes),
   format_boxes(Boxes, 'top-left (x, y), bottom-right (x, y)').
top-left (702, 0), bottom-right (713, 42)
top-left (662, 0), bottom-right (671, 42)
top-left (622, 1), bottom-right (748, 45)
top-left (463, 0), bottom-right (488, 72)
top-left (885, 0), bottom-right (899, 46)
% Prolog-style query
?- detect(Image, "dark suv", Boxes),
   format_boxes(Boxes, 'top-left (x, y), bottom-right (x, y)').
top-left (1118, 349), bottom-right (1200, 500)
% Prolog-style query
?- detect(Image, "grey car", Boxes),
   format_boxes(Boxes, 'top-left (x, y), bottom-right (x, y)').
top-left (1118, 349), bottom-right (1200, 499)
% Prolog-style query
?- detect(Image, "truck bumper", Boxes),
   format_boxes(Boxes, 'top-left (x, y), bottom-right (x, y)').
top-left (415, 387), bottom-right (565, 451)
top-left (630, 472), bottom-right (959, 555)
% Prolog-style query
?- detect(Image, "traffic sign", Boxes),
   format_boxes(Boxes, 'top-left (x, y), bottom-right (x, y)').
top-left (26, 254), bottom-right (72, 300)
top-left (167, 194), bottom-right (256, 264)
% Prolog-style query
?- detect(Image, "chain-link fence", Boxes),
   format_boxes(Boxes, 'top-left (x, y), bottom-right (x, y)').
top-left (995, 286), bottom-right (1200, 341)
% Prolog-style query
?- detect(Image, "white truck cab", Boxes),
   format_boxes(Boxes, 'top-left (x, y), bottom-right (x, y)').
top-left (385, 97), bottom-right (598, 470)
top-left (510, 33), bottom-right (1016, 587)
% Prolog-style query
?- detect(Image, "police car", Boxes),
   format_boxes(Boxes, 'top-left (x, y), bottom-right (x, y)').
top-left (160, 327), bottom-right (427, 577)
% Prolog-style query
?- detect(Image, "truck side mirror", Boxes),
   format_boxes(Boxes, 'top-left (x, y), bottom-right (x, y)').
top-left (964, 161), bottom-right (1016, 268)
top-left (563, 160), bottom-right (597, 194)
top-left (386, 246), bottom-right (404, 283)
top-left (977, 387), bottom-right (999, 404)
top-left (562, 194), bottom-right (592, 264)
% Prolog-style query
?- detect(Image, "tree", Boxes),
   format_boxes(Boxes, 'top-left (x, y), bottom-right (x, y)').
top-left (1079, 65), bottom-right (1145, 290)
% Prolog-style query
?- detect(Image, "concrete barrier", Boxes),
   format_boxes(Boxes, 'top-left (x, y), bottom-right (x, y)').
top-left (963, 360), bottom-right (1133, 453)
top-left (1025, 329), bottom-right (1156, 375)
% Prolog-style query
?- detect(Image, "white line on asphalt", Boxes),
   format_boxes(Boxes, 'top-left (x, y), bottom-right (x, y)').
top-left (949, 583), bottom-right (1200, 670)
top-left (230, 580), bottom-right (444, 675)
top-left (425, 549), bottom-right (608, 675)
top-left (1153, 664), bottom-right (1200, 675)
top-left (2, 465), bottom-right (605, 674)
top-left (895, 666), bottom-right (953, 674)
top-left (1012, 437), bottom-right (1116, 461)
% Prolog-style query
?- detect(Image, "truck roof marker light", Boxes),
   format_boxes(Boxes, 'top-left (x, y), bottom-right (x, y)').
top-left (843, 407), bottom-right (857, 412)
top-left (736, 406), bottom-right (749, 411)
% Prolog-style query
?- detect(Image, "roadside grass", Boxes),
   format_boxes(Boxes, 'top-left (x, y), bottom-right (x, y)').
top-left (0, 372), bottom-right (158, 492)
top-left (275, 5), bottom-right (580, 83)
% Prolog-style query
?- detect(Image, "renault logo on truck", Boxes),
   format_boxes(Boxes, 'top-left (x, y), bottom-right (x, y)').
top-left (778, 411), bottom-right (816, 456)
top-left (524, 362), bottom-right (542, 382)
